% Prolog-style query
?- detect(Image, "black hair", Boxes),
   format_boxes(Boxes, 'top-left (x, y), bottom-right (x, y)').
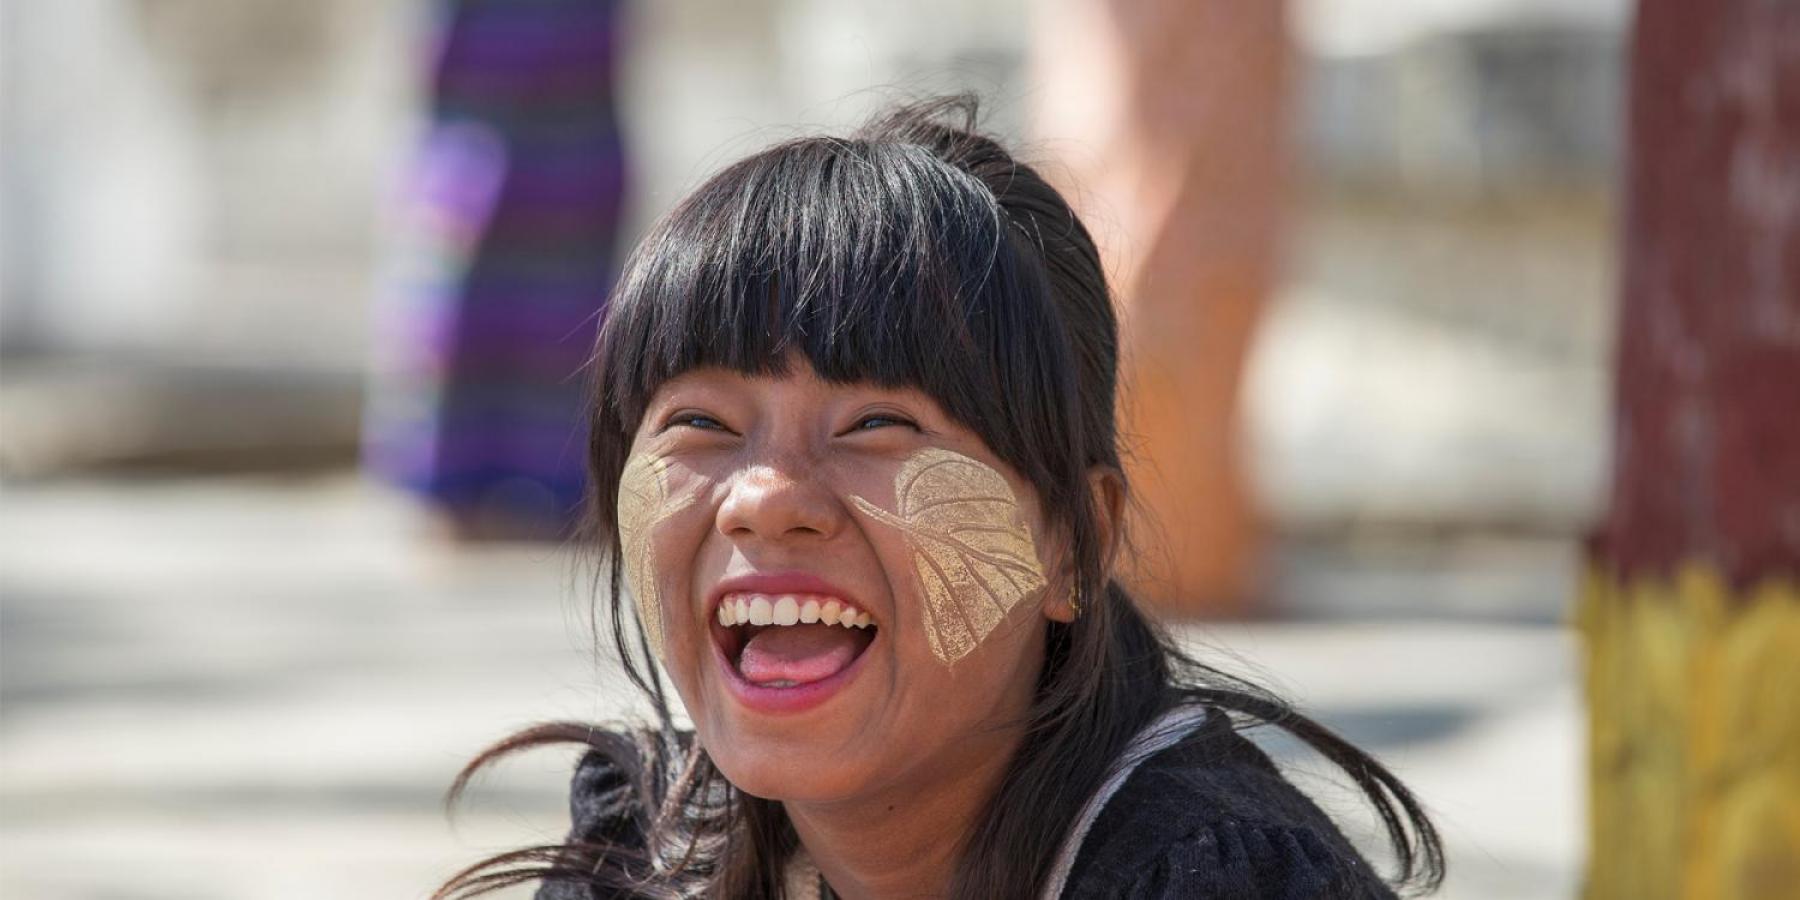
top-left (435, 94), bottom-right (1444, 899)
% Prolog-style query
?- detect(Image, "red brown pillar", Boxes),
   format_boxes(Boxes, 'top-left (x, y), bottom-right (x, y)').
top-left (1579, 2), bottom-right (1800, 896)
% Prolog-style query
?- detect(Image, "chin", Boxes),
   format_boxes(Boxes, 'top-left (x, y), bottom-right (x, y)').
top-left (705, 735), bottom-right (869, 803)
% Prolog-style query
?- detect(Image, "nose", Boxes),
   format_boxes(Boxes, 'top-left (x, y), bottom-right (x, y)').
top-left (715, 458), bottom-right (843, 545)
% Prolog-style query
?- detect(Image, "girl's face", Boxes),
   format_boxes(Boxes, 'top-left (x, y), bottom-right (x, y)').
top-left (617, 351), bottom-right (1073, 804)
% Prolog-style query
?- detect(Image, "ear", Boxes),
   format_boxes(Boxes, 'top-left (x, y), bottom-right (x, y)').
top-left (1040, 464), bottom-right (1127, 623)
top-left (1089, 464), bottom-right (1126, 575)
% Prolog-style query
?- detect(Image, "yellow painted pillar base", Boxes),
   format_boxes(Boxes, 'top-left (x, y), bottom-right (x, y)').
top-left (1575, 565), bottom-right (1800, 899)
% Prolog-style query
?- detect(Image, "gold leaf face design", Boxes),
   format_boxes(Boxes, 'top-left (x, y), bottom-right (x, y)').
top-left (617, 452), bottom-right (701, 660)
top-left (851, 446), bottom-right (1049, 666)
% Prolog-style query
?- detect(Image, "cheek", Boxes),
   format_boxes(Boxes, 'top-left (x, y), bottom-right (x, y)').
top-left (851, 447), bottom-right (1049, 667)
top-left (645, 499), bottom-right (719, 646)
top-left (616, 453), bottom-right (708, 661)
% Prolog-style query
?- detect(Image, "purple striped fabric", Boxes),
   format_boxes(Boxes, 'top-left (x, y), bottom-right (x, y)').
top-left (363, 0), bottom-right (627, 536)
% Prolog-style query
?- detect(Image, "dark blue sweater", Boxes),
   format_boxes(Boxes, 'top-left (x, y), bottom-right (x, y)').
top-left (537, 708), bottom-right (1396, 899)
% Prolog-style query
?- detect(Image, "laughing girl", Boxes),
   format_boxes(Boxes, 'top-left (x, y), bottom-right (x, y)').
top-left (436, 96), bottom-right (1443, 900)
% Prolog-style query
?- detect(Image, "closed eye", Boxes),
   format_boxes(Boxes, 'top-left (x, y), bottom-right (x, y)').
top-left (849, 414), bottom-right (919, 433)
top-left (667, 412), bottom-right (732, 433)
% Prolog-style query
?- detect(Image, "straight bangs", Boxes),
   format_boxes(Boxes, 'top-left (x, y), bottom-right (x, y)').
top-left (590, 134), bottom-right (1086, 519)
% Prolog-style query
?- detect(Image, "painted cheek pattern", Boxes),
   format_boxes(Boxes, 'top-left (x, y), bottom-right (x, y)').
top-left (850, 446), bottom-right (1049, 666)
top-left (616, 452), bottom-right (703, 660)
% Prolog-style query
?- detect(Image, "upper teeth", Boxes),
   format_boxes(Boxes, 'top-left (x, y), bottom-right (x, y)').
top-left (716, 592), bottom-right (873, 629)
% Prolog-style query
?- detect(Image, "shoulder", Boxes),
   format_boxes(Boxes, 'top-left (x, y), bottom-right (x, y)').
top-left (562, 744), bottom-right (643, 846)
top-left (535, 732), bottom-right (662, 900)
top-left (1060, 707), bottom-right (1397, 900)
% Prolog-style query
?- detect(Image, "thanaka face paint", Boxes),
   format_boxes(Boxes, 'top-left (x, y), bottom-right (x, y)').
top-left (617, 451), bottom-right (702, 660)
top-left (850, 446), bottom-right (1049, 666)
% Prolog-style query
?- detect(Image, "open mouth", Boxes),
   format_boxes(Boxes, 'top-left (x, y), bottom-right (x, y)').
top-left (713, 593), bottom-right (878, 690)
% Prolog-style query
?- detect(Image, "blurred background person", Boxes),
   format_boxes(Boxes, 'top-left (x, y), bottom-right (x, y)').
top-left (1032, 0), bottom-right (1290, 616)
top-left (361, 0), bottom-right (628, 543)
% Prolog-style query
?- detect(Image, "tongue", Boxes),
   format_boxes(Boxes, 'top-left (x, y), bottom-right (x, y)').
top-left (737, 624), bottom-right (865, 686)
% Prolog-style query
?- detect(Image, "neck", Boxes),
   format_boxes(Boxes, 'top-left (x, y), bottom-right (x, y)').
top-left (784, 726), bottom-right (1022, 900)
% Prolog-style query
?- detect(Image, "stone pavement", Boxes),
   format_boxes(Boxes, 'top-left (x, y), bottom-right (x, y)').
top-left (0, 474), bottom-right (1582, 899)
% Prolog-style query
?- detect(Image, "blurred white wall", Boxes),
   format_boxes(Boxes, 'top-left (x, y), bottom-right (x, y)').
top-left (616, 0), bottom-right (1032, 236)
top-left (1, 0), bottom-right (1627, 538)
top-left (1, 0), bottom-right (412, 367)
top-left (0, 0), bottom-right (1030, 364)
top-left (2, 0), bottom-right (206, 353)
